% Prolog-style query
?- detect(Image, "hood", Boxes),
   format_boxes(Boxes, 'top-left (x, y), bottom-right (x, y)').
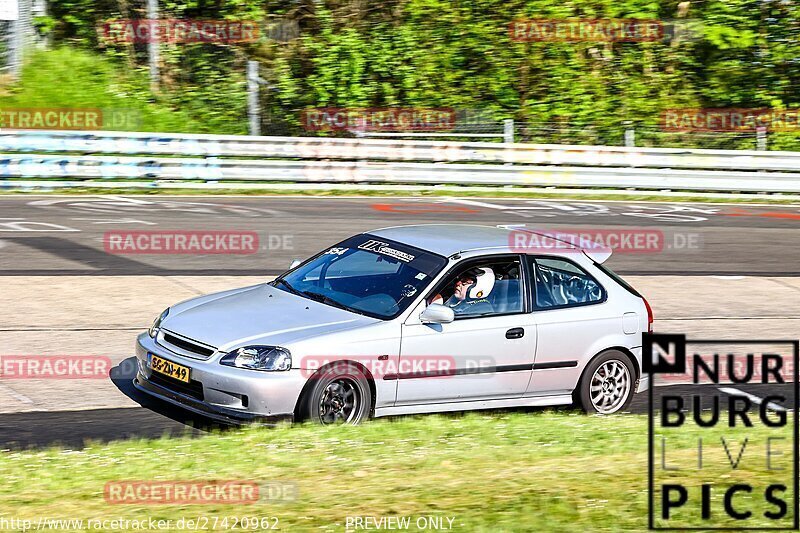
top-left (161, 283), bottom-right (377, 351)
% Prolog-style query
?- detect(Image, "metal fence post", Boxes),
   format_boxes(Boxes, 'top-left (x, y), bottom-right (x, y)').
top-left (503, 119), bottom-right (514, 144)
top-left (7, 0), bottom-right (23, 78)
top-left (247, 61), bottom-right (261, 136)
top-left (624, 121), bottom-right (635, 147)
top-left (33, 0), bottom-right (48, 48)
top-left (147, 0), bottom-right (159, 92)
top-left (756, 127), bottom-right (767, 151)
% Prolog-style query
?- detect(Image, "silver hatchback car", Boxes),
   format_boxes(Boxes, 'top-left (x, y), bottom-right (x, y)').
top-left (134, 224), bottom-right (652, 424)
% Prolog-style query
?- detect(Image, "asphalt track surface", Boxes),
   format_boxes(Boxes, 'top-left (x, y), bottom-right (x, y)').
top-left (1, 195), bottom-right (800, 276)
top-left (2, 195), bottom-right (800, 449)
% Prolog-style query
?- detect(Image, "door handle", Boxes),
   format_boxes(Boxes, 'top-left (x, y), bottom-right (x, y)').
top-left (505, 327), bottom-right (524, 339)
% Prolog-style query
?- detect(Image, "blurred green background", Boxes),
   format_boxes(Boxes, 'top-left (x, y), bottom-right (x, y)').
top-left (2, 0), bottom-right (799, 148)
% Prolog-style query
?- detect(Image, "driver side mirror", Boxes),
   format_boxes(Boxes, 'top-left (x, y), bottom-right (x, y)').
top-left (289, 259), bottom-right (302, 269)
top-left (420, 303), bottom-right (455, 324)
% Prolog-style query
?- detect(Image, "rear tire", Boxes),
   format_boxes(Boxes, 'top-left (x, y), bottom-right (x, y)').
top-left (575, 350), bottom-right (635, 414)
top-left (297, 363), bottom-right (372, 425)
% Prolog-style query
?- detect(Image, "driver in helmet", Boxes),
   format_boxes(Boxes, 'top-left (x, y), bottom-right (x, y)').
top-left (430, 267), bottom-right (495, 315)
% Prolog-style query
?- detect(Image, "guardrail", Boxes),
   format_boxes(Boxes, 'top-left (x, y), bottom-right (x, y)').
top-left (1, 129), bottom-right (800, 193)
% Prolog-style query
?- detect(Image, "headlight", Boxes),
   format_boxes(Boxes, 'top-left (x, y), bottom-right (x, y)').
top-left (220, 346), bottom-right (292, 372)
top-left (149, 308), bottom-right (170, 338)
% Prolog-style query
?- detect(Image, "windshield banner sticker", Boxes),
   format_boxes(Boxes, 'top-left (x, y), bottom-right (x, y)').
top-left (358, 240), bottom-right (416, 263)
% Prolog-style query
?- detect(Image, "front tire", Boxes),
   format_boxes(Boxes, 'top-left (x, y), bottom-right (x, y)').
top-left (576, 350), bottom-right (635, 414)
top-left (298, 363), bottom-right (372, 425)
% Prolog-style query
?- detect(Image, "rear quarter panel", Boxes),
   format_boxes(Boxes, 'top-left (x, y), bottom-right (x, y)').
top-left (526, 255), bottom-right (646, 396)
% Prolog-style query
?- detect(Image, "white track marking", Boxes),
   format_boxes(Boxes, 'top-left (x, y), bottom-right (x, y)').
top-left (717, 387), bottom-right (787, 412)
top-left (0, 383), bottom-right (34, 405)
top-left (442, 198), bottom-right (573, 210)
top-left (98, 195), bottom-right (154, 205)
top-left (440, 197), bottom-right (715, 222)
top-left (71, 218), bottom-right (157, 225)
top-left (28, 195), bottom-right (147, 206)
top-left (0, 219), bottom-right (79, 232)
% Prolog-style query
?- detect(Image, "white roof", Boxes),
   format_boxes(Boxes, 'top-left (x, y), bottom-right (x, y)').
top-left (369, 224), bottom-right (611, 263)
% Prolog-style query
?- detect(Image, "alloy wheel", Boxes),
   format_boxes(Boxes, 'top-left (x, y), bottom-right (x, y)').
top-left (589, 359), bottom-right (631, 414)
top-left (318, 378), bottom-right (359, 424)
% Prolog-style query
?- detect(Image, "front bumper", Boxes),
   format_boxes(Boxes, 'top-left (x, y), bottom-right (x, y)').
top-left (134, 332), bottom-right (307, 424)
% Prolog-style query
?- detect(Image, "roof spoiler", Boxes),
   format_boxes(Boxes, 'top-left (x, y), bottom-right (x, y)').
top-left (499, 224), bottom-right (613, 264)
top-left (582, 247), bottom-right (612, 264)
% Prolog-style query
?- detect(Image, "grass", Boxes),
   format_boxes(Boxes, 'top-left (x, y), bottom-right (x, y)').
top-left (0, 47), bottom-right (246, 134)
top-left (0, 411), bottom-right (794, 531)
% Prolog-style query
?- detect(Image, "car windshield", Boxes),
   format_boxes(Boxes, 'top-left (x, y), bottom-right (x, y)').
top-left (273, 234), bottom-right (447, 320)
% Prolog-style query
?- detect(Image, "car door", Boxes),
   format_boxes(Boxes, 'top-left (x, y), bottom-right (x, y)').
top-left (395, 255), bottom-right (537, 405)
top-left (524, 255), bottom-right (613, 397)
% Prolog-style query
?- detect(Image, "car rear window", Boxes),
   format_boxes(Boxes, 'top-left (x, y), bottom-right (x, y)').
top-left (594, 262), bottom-right (641, 297)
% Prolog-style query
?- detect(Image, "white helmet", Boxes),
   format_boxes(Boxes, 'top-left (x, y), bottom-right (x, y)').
top-left (467, 267), bottom-right (495, 299)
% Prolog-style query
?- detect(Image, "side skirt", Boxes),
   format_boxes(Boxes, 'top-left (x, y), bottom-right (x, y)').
top-left (373, 394), bottom-right (574, 418)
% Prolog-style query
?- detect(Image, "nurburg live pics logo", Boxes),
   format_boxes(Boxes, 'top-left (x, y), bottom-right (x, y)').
top-left (645, 333), bottom-right (800, 530)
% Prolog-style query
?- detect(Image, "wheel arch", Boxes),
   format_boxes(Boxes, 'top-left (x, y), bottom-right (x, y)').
top-left (576, 345), bottom-right (640, 393)
top-left (609, 345), bottom-right (640, 381)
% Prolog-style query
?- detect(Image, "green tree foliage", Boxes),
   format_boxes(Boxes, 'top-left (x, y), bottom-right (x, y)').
top-left (28, 0), bottom-right (800, 144)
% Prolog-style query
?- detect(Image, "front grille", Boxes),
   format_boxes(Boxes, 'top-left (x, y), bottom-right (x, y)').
top-left (148, 371), bottom-right (205, 401)
top-left (161, 331), bottom-right (215, 358)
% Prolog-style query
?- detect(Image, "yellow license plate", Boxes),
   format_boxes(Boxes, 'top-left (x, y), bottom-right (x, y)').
top-left (150, 354), bottom-right (190, 383)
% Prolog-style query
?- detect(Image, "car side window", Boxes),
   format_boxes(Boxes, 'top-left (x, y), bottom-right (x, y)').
top-left (427, 258), bottom-right (524, 318)
top-left (532, 257), bottom-right (604, 309)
